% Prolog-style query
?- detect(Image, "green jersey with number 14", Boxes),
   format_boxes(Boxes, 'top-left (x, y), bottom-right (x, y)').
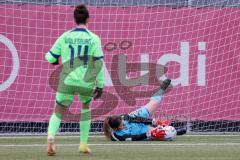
top-left (45, 28), bottom-right (104, 89)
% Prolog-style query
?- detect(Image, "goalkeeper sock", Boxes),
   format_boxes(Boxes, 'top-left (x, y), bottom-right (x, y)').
top-left (150, 79), bottom-right (171, 103)
top-left (80, 108), bottom-right (91, 144)
top-left (150, 89), bottom-right (164, 104)
top-left (47, 113), bottom-right (62, 138)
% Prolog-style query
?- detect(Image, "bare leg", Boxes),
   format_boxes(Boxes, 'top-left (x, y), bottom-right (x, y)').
top-left (54, 103), bottom-right (68, 116)
top-left (82, 103), bottom-right (90, 109)
top-left (145, 97), bottom-right (162, 115)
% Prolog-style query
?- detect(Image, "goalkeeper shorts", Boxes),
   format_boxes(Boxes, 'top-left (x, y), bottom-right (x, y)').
top-left (56, 83), bottom-right (93, 107)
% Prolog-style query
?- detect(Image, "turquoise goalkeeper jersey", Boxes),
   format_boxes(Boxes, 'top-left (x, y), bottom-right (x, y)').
top-left (45, 28), bottom-right (104, 89)
top-left (112, 107), bottom-right (150, 141)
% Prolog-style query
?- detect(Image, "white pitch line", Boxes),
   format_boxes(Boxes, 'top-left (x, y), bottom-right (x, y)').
top-left (0, 135), bottom-right (239, 139)
top-left (0, 143), bottom-right (240, 147)
top-left (184, 135), bottom-right (240, 137)
top-left (6, 136), bottom-right (90, 138)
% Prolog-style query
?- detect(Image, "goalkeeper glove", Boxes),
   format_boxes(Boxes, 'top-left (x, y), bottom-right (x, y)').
top-left (152, 119), bottom-right (171, 127)
top-left (93, 87), bottom-right (103, 100)
top-left (150, 127), bottom-right (166, 140)
top-left (156, 119), bottom-right (171, 126)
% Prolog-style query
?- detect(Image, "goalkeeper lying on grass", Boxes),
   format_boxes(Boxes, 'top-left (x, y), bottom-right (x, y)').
top-left (103, 79), bottom-right (186, 141)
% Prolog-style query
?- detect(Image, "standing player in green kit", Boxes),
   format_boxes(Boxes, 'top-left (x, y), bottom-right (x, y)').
top-left (45, 5), bottom-right (104, 156)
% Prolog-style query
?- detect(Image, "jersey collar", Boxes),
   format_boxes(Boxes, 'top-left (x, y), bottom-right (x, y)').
top-left (71, 28), bottom-right (89, 34)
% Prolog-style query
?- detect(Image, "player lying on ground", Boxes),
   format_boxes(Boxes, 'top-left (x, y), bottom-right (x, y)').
top-left (45, 5), bottom-right (104, 155)
top-left (103, 79), bottom-right (187, 141)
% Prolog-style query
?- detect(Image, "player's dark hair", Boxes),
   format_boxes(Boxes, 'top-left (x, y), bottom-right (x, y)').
top-left (74, 5), bottom-right (89, 25)
top-left (103, 116), bottom-right (122, 140)
top-left (108, 115), bottom-right (122, 129)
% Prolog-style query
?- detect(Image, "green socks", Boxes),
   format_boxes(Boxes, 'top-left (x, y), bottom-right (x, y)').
top-left (47, 108), bottom-right (91, 144)
top-left (80, 108), bottom-right (91, 144)
top-left (47, 113), bottom-right (62, 137)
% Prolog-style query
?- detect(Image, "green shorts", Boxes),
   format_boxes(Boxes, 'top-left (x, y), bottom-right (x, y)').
top-left (56, 83), bottom-right (93, 107)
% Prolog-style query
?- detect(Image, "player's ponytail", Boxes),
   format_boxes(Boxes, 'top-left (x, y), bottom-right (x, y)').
top-left (103, 116), bottom-right (123, 140)
top-left (103, 117), bottom-right (112, 140)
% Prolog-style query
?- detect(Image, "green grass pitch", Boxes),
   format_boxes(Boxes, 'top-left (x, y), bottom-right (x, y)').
top-left (0, 135), bottom-right (240, 160)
